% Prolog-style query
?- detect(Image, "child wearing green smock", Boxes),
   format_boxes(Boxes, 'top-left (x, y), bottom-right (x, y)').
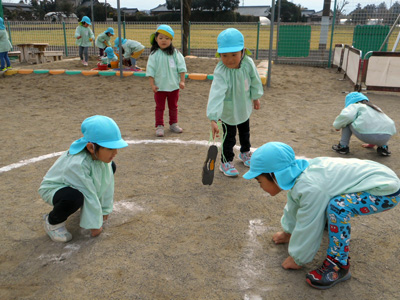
top-left (114, 37), bottom-right (145, 69)
top-left (74, 16), bottom-right (94, 66)
top-left (39, 115), bottom-right (128, 242)
top-left (0, 17), bottom-right (12, 71)
top-left (243, 142), bottom-right (400, 290)
top-left (101, 47), bottom-right (118, 66)
top-left (95, 27), bottom-right (114, 57)
top-left (207, 28), bottom-right (263, 177)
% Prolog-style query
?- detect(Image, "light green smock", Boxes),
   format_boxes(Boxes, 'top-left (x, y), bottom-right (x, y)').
top-left (333, 103), bottom-right (396, 135)
top-left (74, 25), bottom-right (95, 47)
top-left (101, 55), bottom-right (118, 65)
top-left (0, 29), bottom-right (12, 52)
top-left (95, 32), bottom-right (111, 49)
top-left (146, 49), bottom-right (187, 92)
top-left (122, 40), bottom-right (145, 59)
top-left (281, 156), bottom-right (400, 266)
top-left (206, 55), bottom-right (264, 125)
top-left (38, 150), bottom-right (114, 230)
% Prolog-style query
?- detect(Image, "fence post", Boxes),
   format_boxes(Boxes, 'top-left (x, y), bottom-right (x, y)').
top-left (7, 21), bottom-right (12, 45)
top-left (256, 21), bottom-right (260, 59)
top-left (188, 21), bottom-right (191, 55)
top-left (327, 0), bottom-right (337, 67)
top-left (63, 22), bottom-right (69, 57)
top-left (123, 21), bottom-right (126, 39)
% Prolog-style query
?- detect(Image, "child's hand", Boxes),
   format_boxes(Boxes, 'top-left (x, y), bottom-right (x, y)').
top-left (253, 99), bottom-right (260, 110)
top-left (91, 227), bottom-right (103, 237)
top-left (77, 36), bottom-right (82, 39)
top-left (179, 81), bottom-right (185, 90)
top-left (89, 38), bottom-right (93, 42)
top-left (103, 215), bottom-right (109, 221)
top-left (211, 121), bottom-right (219, 139)
top-left (281, 256), bottom-right (302, 270)
top-left (272, 231), bottom-right (291, 244)
top-left (151, 85), bottom-right (159, 93)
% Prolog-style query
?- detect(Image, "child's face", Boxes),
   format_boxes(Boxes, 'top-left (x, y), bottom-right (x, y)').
top-left (155, 33), bottom-right (172, 50)
top-left (83, 23), bottom-right (89, 28)
top-left (255, 175), bottom-right (281, 196)
top-left (220, 51), bottom-right (242, 69)
top-left (87, 143), bottom-right (118, 163)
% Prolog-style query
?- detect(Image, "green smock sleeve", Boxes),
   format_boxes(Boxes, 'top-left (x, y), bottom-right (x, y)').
top-left (175, 51), bottom-right (187, 73)
top-left (333, 105), bottom-right (358, 129)
top-left (0, 30), bottom-right (12, 52)
top-left (207, 65), bottom-right (228, 122)
top-left (248, 57), bottom-right (264, 100)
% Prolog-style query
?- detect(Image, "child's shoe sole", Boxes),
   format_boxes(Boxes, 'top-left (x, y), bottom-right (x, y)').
top-left (202, 145), bottom-right (218, 185)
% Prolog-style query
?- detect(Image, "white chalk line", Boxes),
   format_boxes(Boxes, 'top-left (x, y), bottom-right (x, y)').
top-left (0, 138), bottom-right (309, 174)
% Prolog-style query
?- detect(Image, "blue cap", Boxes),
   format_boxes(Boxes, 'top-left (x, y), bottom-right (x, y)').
top-left (217, 28), bottom-right (244, 54)
top-left (0, 17), bottom-right (5, 30)
top-left (69, 115), bottom-right (128, 155)
top-left (243, 142), bottom-right (309, 190)
top-left (80, 16), bottom-right (91, 25)
top-left (114, 37), bottom-right (127, 49)
top-left (105, 27), bottom-right (114, 35)
top-left (105, 47), bottom-right (115, 58)
top-left (150, 24), bottom-right (174, 44)
top-left (345, 92), bottom-right (369, 108)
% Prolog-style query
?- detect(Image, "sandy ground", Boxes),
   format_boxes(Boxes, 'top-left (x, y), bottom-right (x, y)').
top-left (1, 55), bottom-right (400, 300)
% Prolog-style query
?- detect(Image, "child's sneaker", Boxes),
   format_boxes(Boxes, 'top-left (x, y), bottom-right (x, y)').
top-left (377, 145), bottom-right (391, 156)
top-left (0, 67), bottom-right (6, 72)
top-left (83, 61), bottom-right (88, 66)
top-left (156, 125), bottom-right (164, 137)
top-left (6, 66), bottom-right (12, 70)
top-left (219, 161), bottom-right (239, 177)
top-left (170, 123), bottom-right (183, 133)
top-left (332, 143), bottom-right (349, 154)
top-left (43, 214), bottom-right (72, 242)
top-left (306, 256), bottom-right (351, 290)
top-left (239, 151), bottom-right (252, 167)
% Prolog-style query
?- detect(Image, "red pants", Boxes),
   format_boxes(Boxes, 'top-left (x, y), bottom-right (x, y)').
top-left (154, 89), bottom-right (179, 127)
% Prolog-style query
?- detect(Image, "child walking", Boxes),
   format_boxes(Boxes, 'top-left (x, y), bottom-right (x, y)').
top-left (146, 25), bottom-right (187, 137)
top-left (207, 28), bottom-right (263, 177)
top-left (74, 16), bottom-right (94, 66)
top-left (38, 115), bottom-right (128, 242)
top-left (114, 37), bottom-right (145, 70)
top-left (243, 141), bottom-right (400, 289)
top-left (95, 27), bottom-right (114, 57)
top-left (0, 17), bottom-right (12, 72)
top-left (332, 92), bottom-right (396, 156)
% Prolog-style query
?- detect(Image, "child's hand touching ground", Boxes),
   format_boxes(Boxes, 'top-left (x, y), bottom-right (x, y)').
top-left (272, 231), bottom-right (291, 244)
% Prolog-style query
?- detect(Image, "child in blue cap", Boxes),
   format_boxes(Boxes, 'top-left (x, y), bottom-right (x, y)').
top-left (332, 92), bottom-right (396, 156)
top-left (243, 141), bottom-right (400, 289)
top-left (39, 115), bottom-right (128, 242)
top-left (207, 28), bottom-right (264, 177)
top-left (75, 16), bottom-right (94, 66)
top-left (146, 24), bottom-right (187, 137)
top-left (114, 37), bottom-right (145, 70)
top-left (101, 47), bottom-right (118, 66)
top-left (95, 27), bottom-right (114, 57)
top-left (0, 17), bottom-right (12, 72)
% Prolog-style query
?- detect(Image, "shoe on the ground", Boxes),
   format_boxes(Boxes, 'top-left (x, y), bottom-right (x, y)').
top-left (377, 145), bottom-right (391, 156)
top-left (156, 125), bottom-right (164, 137)
top-left (306, 256), bottom-right (351, 290)
top-left (44, 214), bottom-right (72, 242)
top-left (83, 61), bottom-right (88, 66)
top-left (170, 123), bottom-right (183, 133)
top-left (6, 66), bottom-right (12, 70)
top-left (0, 67), bottom-right (6, 72)
top-left (332, 143), bottom-right (349, 154)
top-left (239, 151), bottom-right (252, 167)
top-left (202, 145), bottom-right (218, 185)
top-left (219, 161), bottom-right (239, 177)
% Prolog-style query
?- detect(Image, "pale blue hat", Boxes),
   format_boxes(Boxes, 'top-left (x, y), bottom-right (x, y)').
top-left (80, 16), bottom-right (91, 25)
top-left (150, 24), bottom-right (174, 44)
top-left (0, 17), bottom-right (5, 30)
top-left (217, 28), bottom-right (244, 54)
top-left (243, 142), bottom-right (309, 190)
top-left (69, 115), bottom-right (128, 155)
top-left (114, 37), bottom-right (127, 50)
top-left (105, 47), bottom-right (115, 58)
top-left (105, 27), bottom-right (114, 35)
top-left (345, 92), bottom-right (369, 108)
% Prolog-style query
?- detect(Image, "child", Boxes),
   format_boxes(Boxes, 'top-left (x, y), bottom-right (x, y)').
top-left (114, 37), bottom-right (145, 70)
top-left (38, 115), bottom-right (128, 242)
top-left (207, 28), bottom-right (263, 177)
top-left (0, 17), bottom-right (12, 72)
top-left (243, 141), bottom-right (400, 289)
top-left (332, 92), bottom-right (396, 156)
top-left (95, 27), bottom-right (114, 57)
top-left (101, 47), bottom-right (118, 67)
top-left (74, 16), bottom-right (94, 66)
top-left (146, 25), bottom-right (187, 137)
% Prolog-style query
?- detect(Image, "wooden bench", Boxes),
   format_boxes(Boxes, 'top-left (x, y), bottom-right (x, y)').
top-left (8, 51), bottom-right (22, 62)
top-left (37, 51), bottom-right (64, 63)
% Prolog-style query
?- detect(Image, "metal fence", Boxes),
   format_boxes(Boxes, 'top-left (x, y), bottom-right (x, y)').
top-left (5, 19), bottom-right (400, 66)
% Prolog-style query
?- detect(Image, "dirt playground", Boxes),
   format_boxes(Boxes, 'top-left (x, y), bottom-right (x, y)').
top-left (1, 55), bottom-right (400, 299)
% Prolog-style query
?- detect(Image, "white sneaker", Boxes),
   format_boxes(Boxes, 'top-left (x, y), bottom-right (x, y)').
top-left (170, 123), bottom-right (183, 133)
top-left (83, 61), bottom-right (88, 66)
top-left (156, 125), bottom-right (164, 137)
top-left (44, 214), bottom-right (72, 242)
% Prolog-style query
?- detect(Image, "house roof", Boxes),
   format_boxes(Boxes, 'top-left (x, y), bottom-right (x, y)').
top-left (235, 6), bottom-right (270, 17)
top-left (150, 4), bottom-right (171, 13)
top-left (3, 2), bottom-right (33, 12)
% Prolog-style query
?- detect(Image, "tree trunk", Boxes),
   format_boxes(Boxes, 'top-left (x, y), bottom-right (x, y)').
top-left (182, 0), bottom-right (191, 56)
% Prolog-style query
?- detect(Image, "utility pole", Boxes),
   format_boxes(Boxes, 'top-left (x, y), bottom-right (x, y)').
top-left (319, 0), bottom-right (331, 50)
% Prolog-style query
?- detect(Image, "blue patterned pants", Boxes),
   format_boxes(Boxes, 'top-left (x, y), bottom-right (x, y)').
top-left (327, 190), bottom-right (399, 265)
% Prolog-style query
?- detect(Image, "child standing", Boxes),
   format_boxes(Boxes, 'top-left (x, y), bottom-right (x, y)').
top-left (146, 25), bottom-right (187, 137)
top-left (243, 142), bottom-right (400, 289)
top-left (114, 37), bottom-right (145, 69)
top-left (95, 27), bottom-right (114, 57)
top-left (207, 28), bottom-right (263, 177)
top-left (332, 92), bottom-right (396, 156)
top-left (74, 16), bottom-right (94, 66)
top-left (38, 115), bottom-right (128, 242)
top-left (0, 17), bottom-right (12, 72)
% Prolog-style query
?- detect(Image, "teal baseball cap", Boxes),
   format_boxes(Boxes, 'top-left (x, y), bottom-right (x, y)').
top-left (69, 115), bottom-right (128, 155)
top-left (243, 142), bottom-right (309, 190)
top-left (217, 28), bottom-right (244, 54)
top-left (105, 47), bottom-right (115, 58)
top-left (150, 24), bottom-right (175, 45)
top-left (345, 92), bottom-right (369, 108)
top-left (114, 37), bottom-right (127, 49)
top-left (105, 27), bottom-right (114, 35)
top-left (80, 16), bottom-right (91, 25)
top-left (0, 17), bottom-right (5, 30)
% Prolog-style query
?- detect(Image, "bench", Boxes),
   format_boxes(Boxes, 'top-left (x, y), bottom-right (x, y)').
top-left (8, 51), bottom-right (22, 62)
top-left (37, 51), bottom-right (64, 63)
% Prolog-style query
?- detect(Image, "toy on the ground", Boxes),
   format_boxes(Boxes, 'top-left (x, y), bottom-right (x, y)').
top-left (202, 145), bottom-right (218, 185)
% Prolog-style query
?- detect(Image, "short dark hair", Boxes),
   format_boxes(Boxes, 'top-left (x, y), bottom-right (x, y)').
top-left (260, 173), bottom-right (275, 181)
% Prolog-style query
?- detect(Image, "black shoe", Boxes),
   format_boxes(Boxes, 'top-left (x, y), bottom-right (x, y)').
top-left (202, 145), bottom-right (218, 185)
top-left (377, 145), bottom-right (391, 156)
top-left (306, 256), bottom-right (351, 290)
top-left (332, 143), bottom-right (349, 154)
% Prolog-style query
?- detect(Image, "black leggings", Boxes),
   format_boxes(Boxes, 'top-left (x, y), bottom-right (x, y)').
top-left (221, 119), bottom-right (251, 162)
top-left (48, 162), bottom-right (116, 225)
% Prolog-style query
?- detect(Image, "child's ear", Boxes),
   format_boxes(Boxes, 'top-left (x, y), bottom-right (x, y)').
top-left (86, 142), bottom-right (95, 154)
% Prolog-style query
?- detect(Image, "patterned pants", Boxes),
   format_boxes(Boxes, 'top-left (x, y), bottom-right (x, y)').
top-left (327, 190), bottom-right (399, 265)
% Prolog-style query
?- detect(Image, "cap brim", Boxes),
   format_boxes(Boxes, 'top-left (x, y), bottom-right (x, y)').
top-left (243, 170), bottom-right (261, 180)
top-left (97, 139), bottom-right (128, 150)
